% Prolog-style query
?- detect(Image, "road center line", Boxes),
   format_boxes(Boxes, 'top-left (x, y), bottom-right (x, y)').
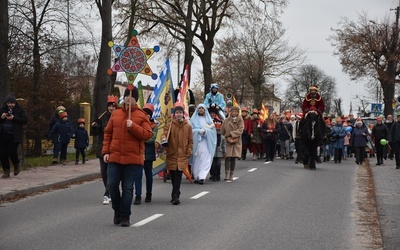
top-left (132, 214), bottom-right (164, 227)
top-left (190, 191), bottom-right (209, 199)
top-left (248, 168), bottom-right (257, 172)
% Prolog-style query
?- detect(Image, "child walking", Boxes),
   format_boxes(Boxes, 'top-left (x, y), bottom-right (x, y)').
top-left (74, 118), bottom-right (89, 165)
top-left (161, 102), bottom-right (193, 205)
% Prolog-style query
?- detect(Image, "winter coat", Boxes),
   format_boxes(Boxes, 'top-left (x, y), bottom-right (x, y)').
top-left (250, 118), bottom-right (263, 144)
top-left (221, 115), bottom-right (244, 158)
top-left (261, 119), bottom-right (280, 140)
top-left (145, 119), bottom-right (158, 161)
top-left (0, 101), bottom-right (27, 143)
top-left (203, 92), bottom-right (226, 110)
top-left (74, 127), bottom-right (89, 149)
top-left (161, 118), bottom-right (193, 171)
top-left (371, 123), bottom-right (388, 143)
top-left (214, 134), bottom-right (226, 158)
top-left (47, 112), bottom-right (61, 143)
top-left (350, 125), bottom-right (369, 147)
top-left (91, 111), bottom-right (111, 158)
top-left (331, 124), bottom-right (347, 149)
top-left (48, 119), bottom-right (73, 144)
top-left (101, 105), bottom-right (153, 165)
top-left (241, 114), bottom-right (253, 145)
top-left (279, 119), bottom-right (293, 141)
top-left (389, 122), bottom-right (400, 143)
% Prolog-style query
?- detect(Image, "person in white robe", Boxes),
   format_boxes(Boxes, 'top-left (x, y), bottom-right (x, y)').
top-left (190, 104), bottom-right (217, 184)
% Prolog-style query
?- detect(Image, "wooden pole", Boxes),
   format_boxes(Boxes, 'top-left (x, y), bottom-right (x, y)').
top-left (128, 90), bottom-right (132, 120)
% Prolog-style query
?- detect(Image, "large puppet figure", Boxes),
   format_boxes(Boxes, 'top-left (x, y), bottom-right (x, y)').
top-left (203, 83), bottom-right (226, 119)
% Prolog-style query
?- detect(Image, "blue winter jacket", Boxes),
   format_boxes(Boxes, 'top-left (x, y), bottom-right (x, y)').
top-left (74, 127), bottom-right (89, 149)
top-left (48, 120), bottom-right (72, 144)
top-left (331, 124), bottom-right (347, 149)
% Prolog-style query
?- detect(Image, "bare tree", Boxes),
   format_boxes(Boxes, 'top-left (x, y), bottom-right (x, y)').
top-left (0, 0), bottom-right (10, 103)
top-left (330, 13), bottom-right (400, 117)
top-left (283, 65), bottom-right (337, 115)
top-left (214, 16), bottom-right (303, 109)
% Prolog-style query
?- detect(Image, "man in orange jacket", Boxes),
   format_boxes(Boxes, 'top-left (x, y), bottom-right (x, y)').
top-left (102, 86), bottom-right (153, 227)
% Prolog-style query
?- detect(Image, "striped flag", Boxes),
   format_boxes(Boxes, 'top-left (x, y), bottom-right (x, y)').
top-left (149, 58), bottom-right (175, 176)
top-left (176, 64), bottom-right (189, 117)
top-left (259, 102), bottom-right (266, 121)
top-left (232, 94), bottom-right (240, 107)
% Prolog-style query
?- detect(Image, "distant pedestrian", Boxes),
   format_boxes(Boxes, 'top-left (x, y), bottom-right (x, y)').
top-left (91, 95), bottom-right (118, 205)
top-left (209, 108), bottom-right (225, 181)
top-left (371, 116), bottom-right (388, 166)
top-left (388, 115), bottom-right (400, 169)
top-left (250, 109), bottom-right (263, 160)
top-left (221, 106), bottom-right (244, 182)
top-left (0, 94), bottom-right (28, 178)
top-left (350, 118), bottom-right (369, 165)
top-left (74, 118), bottom-right (89, 165)
top-left (133, 103), bottom-right (157, 204)
top-left (384, 114), bottom-right (394, 160)
top-left (240, 107), bottom-right (253, 160)
top-left (331, 117), bottom-right (346, 163)
top-left (102, 87), bottom-right (153, 227)
top-left (48, 111), bottom-right (73, 165)
top-left (261, 113), bottom-right (280, 162)
top-left (161, 102), bottom-right (193, 205)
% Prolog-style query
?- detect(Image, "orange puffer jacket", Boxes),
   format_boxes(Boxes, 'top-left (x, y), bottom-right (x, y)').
top-left (102, 105), bottom-right (153, 165)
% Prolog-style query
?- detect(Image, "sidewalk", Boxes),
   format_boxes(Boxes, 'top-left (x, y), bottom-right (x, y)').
top-left (371, 158), bottom-right (400, 249)
top-left (0, 159), bottom-right (100, 202)
top-left (0, 156), bottom-right (399, 248)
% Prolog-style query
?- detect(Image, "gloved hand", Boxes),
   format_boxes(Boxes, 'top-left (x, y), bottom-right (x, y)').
top-left (211, 103), bottom-right (216, 108)
top-left (199, 128), bottom-right (205, 135)
top-left (215, 105), bottom-right (220, 110)
top-left (161, 138), bottom-right (168, 147)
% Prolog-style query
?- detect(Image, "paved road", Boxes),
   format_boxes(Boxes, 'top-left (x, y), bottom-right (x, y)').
top-left (0, 155), bottom-right (400, 249)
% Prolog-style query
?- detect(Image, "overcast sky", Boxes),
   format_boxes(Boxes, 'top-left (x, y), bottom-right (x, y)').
top-left (280, 0), bottom-right (399, 115)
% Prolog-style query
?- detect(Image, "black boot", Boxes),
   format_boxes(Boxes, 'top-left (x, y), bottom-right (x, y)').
top-left (75, 159), bottom-right (79, 165)
top-left (145, 193), bottom-right (152, 203)
top-left (2, 169), bottom-right (10, 178)
top-left (82, 158), bottom-right (86, 164)
top-left (14, 163), bottom-right (20, 176)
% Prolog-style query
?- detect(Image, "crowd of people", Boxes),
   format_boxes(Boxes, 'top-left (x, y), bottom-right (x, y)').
top-left (3, 83), bottom-right (400, 228)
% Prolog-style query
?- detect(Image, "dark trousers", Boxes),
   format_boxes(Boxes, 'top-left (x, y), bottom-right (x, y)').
top-left (354, 146), bottom-right (364, 164)
top-left (135, 160), bottom-right (153, 197)
top-left (75, 148), bottom-right (85, 160)
top-left (295, 139), bottom-right (303, 162)
top-left (210, 157), bottom-right (221, 181)
top-left (53, 142), bottom-right (68, 161)
top-left (0, 133), bottom-right (19, 171)
top-left (334, 148), bottom-right (343, 163)
top-left (170, 170), bottom-right (183, 198)
top-left (375, 142), bottom-right (384, 164)
top-left (392, 141), bottom-right (400, 167)
top-left (263, 139), bottom-right (276, 160)
top-left (99, 157), bottom-right (109, 197)
top-left (225, 157), bottom-right (236, 172)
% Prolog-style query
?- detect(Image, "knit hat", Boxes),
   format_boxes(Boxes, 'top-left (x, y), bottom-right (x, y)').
top-left (59, 112), bottom-right (68, 119)
top-left (5, 94), bottom-right (16, 103)
top-left (77, 118), bottom-right (85, 124)
top-left (143, 103), bottom-right (154, 117)
top-left (230, 106), bottom-right (240, 112)
top-left (123, 86), bottom-right (139, 101)
top-left (174, 102), bottom-right (185, 114)
top-left (56, 105), bottom-right (66, 111)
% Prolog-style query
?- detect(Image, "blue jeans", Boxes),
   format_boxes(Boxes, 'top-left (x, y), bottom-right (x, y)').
top-left (107, 163), bottom-right (142, 218)
top-left (134, 160), bottom-right (153, 197)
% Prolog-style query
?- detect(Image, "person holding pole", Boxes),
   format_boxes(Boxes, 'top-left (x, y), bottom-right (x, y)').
top-left (102, 86), bottom-right (152, 227)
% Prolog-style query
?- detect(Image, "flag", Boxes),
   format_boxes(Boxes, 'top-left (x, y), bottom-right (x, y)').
top-left (137, 80), bottom-right (144, 108)
top-left (149, 58), bottom-right (175, 176)
top-left (259, 102), bottom-right (266, 121)
top-left (176, 64), bottom-right (189, 117)
top-left (232, 94), bottom-right (240, 108)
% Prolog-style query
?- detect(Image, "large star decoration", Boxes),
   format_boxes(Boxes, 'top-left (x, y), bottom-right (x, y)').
top-left (107, 29), bottom-right (159, 85)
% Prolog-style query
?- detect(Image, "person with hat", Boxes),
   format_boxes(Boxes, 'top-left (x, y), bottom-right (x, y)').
top-left (261, 113), bottom-right (280, 162)
top-left (388, 115), bottom-right (400, 169)
top-left (209, 107), bottom-right (226, 181)
top-left (48, 111), bottom-right (73, 165)
top-left (133, 103), bottom-right (157, 204)
top-left (0, 93), bottom-right (28, 178)
top-left (161, 102), bottom-right (193, 204)
top-left (190, 103), bottom-right (217, 184)
top-left (301, 85), bottom-right (325, 115)
top-left (91, 95), bottom-right (118, 205)
top-left (250, 109), bottom-right (263, 160)
top-left (240, 107), bottom-right (253, 160)
top-left (73, 118), bottom-right (89, 165)
top-left (47, 105), bottom-right (66, 148)
top-left (350, 118), bottom-right (369, 165)
top-left (331, 117), bottom-right (347, 163)
top-left (371, 116), bottom-right (388, 166)
top-left (203, 83), bottom-right (226, 119)
top-left (221, 106), bottom-right (244, 182)
top-left (102, 87), bottom-right (153, 227)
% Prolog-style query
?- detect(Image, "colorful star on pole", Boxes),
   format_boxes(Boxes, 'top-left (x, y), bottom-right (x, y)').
top-left (107, 29), bottom-right (160, 88)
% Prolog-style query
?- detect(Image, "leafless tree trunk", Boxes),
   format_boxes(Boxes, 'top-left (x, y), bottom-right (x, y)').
top-left (0, 0), bottom-right (10, 103)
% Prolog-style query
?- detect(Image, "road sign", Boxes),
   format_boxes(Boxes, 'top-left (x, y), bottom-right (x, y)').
top-left (371, 103), bottom-right (382, 114)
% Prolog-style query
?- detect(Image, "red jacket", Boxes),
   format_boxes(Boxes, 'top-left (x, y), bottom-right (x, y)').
top-left (302, 93), bottom-right (325, 114)
top-left (102, 104), bottom-right (153, 165)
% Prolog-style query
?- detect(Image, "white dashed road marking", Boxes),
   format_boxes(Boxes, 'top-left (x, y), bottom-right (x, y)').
top-left (248, 168), bottom-right (257, 172)
top-left (190, 191), bottom-right (209, 199)
top-left (132, 214), bottom-right (164, 227)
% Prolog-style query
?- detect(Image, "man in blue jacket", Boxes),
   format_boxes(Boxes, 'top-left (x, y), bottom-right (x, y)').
top-left (388, 114), bottom-right (400, 169)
